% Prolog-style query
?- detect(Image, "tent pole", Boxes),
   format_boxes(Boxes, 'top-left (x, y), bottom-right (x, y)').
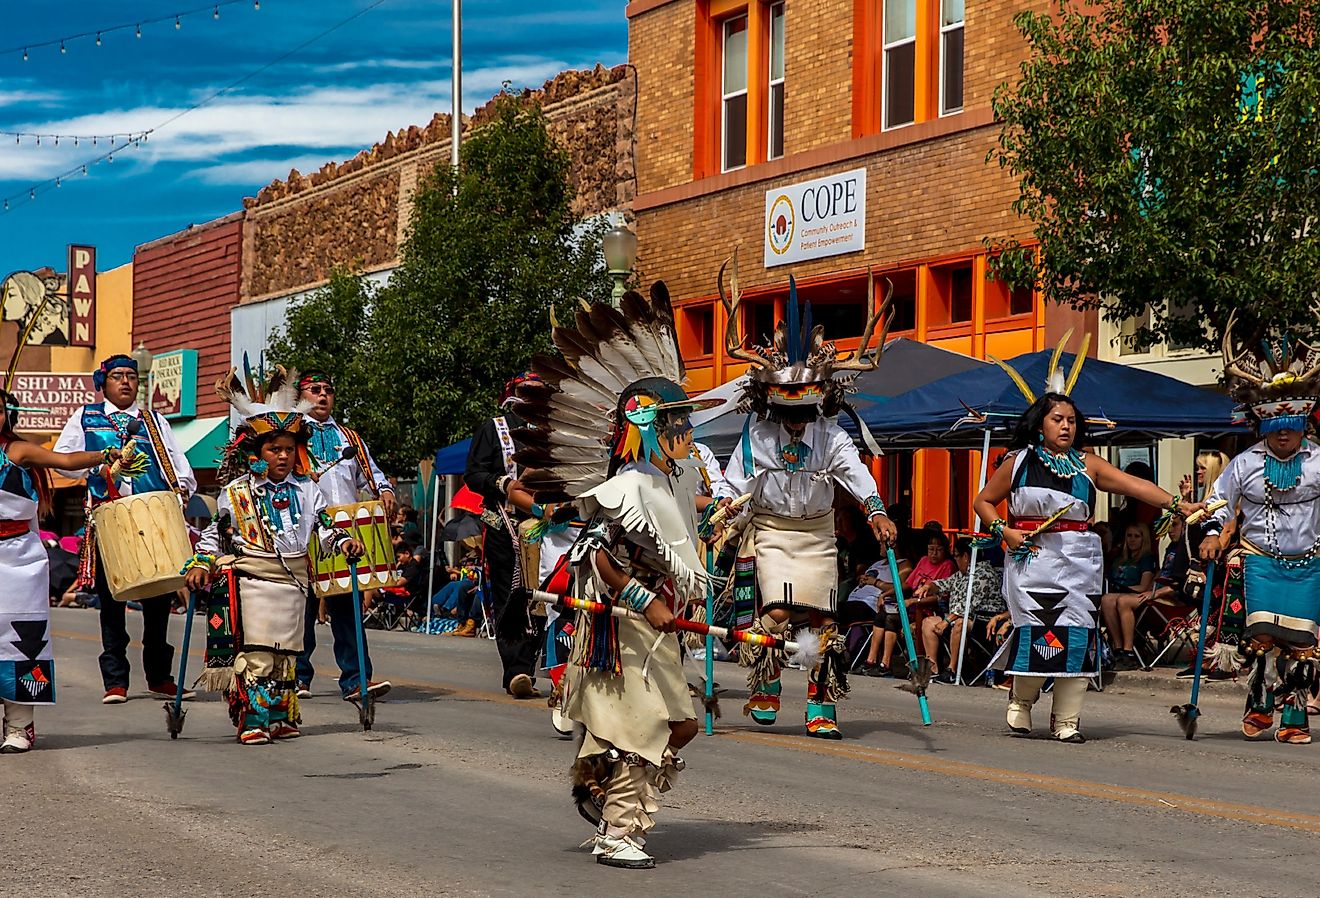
top-left (425, 472), bottom-right (441, 634)
top-left (955, 427), bottom-right (992, 686)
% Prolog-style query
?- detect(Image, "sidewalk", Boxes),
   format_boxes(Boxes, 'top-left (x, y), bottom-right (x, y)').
top-left (1100, 664), bottom-right (1247, 698)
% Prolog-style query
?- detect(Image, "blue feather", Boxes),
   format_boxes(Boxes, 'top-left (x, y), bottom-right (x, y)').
top-left (787, 276), bottom-right (801, 364)
top-left (803, 299), bottom-right (813, 360)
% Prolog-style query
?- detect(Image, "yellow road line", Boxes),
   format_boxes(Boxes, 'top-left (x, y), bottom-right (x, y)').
top-left (55, 626), bottom-right (1320, 832)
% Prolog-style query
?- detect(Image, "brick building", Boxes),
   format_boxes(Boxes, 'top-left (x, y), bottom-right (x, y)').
top-left (627, 0), bottom-right (1069, 524)
top-left (132, 213), bottom-right (245, 484)
top-left (231, 66), bottom-right (638, 374)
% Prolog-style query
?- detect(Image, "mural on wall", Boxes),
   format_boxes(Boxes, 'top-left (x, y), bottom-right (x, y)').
top-left (0, 271), bottom-right (70, 346)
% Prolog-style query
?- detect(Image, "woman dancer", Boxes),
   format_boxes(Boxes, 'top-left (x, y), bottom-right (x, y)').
top-left (973, 344), bottom-right (1191, 743)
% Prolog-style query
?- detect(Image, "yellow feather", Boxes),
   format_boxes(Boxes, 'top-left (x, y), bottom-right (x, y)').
top-left (1047, 327), bottom-right (1074, 390)
top-left (1063, 333), bottom-right (1091, 395)
top-left (990, 355), bottom-right (1037, 405)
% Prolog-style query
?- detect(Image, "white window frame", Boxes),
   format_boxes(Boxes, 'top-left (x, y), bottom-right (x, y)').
top-left (882, 0), bottom-right (917, 132)
top-left (767, 2), bottom-right (786, 161)
top-left (721, 14), bottom-right (750, 173)
top-left (938, 1), bottom-right (965, 117)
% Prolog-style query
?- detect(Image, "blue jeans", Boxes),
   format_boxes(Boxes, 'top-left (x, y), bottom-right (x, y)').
top-left (432, 579), bottom-right (479, 619)
top-left (295, 587), bottom-right (374, 696)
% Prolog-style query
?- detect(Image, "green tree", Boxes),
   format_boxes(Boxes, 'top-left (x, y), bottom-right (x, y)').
top-left (988, 0), bottom-right (1320, 351)
top-left (266, 266), bottom-right (375, 426)
top-left (267, 93), bottom-right (612, 473)
top-left (358, 93), bottom-right (611, 471)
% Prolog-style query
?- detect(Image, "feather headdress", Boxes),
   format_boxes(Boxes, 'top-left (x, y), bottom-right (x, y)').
top-left (1220, 310), bottom-right (1320, 433)
top-left (514, 283), bottom-right (718, 503)
top-left (214, 355), bottom-right (313, 437)
top-left (991, 328), bottom-right (1090, 405)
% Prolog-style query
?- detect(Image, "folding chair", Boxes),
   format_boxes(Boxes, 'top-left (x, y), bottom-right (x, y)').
top-left (1136, 594), bottom-right (1200, 668)
top-left (475, 575), bottom-right (496, 640)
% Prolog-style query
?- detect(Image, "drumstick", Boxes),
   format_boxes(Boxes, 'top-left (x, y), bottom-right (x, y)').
top-left (107, 418), bottom-right (143, 479)
top-left (1026, 502), bottom-right (1076, 539)
top-left (707, 493), bottom-right (752, 528)
top-left (1183, 499), bottom-right (1228, 526)
top-left (311, 445), bottom-right (358, 481)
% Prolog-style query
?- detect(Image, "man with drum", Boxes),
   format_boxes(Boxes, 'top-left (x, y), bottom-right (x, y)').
top-left (54, 354), bottom-right (197, 704)
top-left (294, 371), bottom-right (394, 702)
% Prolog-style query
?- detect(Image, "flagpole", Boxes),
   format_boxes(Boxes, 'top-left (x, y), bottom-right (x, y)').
top-left (954, 427), bottom-right (992, 685)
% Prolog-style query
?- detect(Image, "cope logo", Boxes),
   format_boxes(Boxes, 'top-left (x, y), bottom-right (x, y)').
top-left (767, 194), bottom-right (795, 255)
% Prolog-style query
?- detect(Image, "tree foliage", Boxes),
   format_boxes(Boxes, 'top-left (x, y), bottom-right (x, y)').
top-left (269, 93), bottom-right (612, 472)
top-left (988, 0), bottom-right (1320, 352)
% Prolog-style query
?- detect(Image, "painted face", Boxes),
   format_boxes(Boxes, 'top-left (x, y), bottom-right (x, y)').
top-left (657, 411), bottom-right (694, 462)
top-left (260, 433), bottom-right (299, 481)
top-left (1266, 428), bottom-right (1303, 459)
top-left (300, 381), bottom-right (335, 421)
top-left (1040, 400), bottom-right (1076, 451)
top-left (103, 366), bottom-right (139, 409)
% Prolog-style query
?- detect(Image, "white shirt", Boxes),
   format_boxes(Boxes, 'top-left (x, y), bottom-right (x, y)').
top-left (303, 415), bottom-right (392, 507)
top-left (1208, 440), bottom-right (1320, 557)
top-left (720, 417), bottom-right (882, 518)
top-left (53, 400), bottom-right (197, 498)
top-left (692, 440), bottom-right (730, 498)
top-left (198, 474), bottom-right (339, 558)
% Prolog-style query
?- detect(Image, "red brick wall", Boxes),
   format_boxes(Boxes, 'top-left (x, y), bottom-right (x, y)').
top-left (132, 215), bottom-right (242, 418)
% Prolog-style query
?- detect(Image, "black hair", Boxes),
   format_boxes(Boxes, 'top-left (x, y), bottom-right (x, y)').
top-left (1008, 392), bottom-right (1089, 451)
top-left (768, 403), bottom-right (820, 426)
top-left (924, 528), bottom-right (950, 554)
top-left (402, 507), bottom-right (418, 523)
top-left (953, 536), bottom-right (973, 556)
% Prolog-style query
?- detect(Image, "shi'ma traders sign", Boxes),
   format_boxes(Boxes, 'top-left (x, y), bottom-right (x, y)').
top-left (9, 373), bottom-right (97, 433)
top-left (764, 168), bottom-right (866, 268)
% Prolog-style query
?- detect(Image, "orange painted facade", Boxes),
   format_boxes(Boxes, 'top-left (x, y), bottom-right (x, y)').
top-left (629, 0), bottom-right (1063, 527)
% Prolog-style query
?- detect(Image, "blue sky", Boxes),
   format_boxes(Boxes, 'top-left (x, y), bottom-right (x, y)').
top-left (0, 0), bottom-right (627, 272)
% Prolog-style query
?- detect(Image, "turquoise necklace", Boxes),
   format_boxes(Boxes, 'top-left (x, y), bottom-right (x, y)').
top-left (1034, 443), bottom-right (1087, 478)
top-left (1263, 444), bottom-right (1305, 492)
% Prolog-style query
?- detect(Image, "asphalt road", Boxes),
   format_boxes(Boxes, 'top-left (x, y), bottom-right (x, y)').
top-left (3, 607), bottom-right (1314, 898)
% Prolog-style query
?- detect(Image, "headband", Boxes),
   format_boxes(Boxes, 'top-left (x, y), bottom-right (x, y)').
top-left (93, 354), bottom-right (137, 391)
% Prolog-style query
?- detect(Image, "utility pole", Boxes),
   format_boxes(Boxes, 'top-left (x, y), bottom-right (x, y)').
top-left (451, 0), bottom-right (461, 172)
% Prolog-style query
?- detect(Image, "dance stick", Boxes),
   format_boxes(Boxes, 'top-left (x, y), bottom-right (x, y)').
top-left (164, 588), bottom-right (200, 739)
top-left (530, 590), bottom-right (801, 653)
top-left (1171, 561), bottom-right (1216, 740)
top-left (704, 544), bottom-right (715, 736)
top-left (348, 558), bottom-right (374, 731)
top-left (887, 548), bottom-right (933, 726)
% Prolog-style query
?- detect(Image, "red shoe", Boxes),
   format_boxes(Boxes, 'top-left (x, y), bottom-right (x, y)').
top-left (270, 721), bottom-right (301, 740)
top-left (147, 680), bottom-right (195, 701)
top-left (1275, 725), bottom-right (1311, 745)
top-left (1242, 711), bottom-right (1274, 739)
top-left (102, 687), bottom-right (128, 704)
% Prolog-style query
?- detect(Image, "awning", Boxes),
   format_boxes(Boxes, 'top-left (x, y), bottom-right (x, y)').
top-left (171, 415), bottom-right (230, 470)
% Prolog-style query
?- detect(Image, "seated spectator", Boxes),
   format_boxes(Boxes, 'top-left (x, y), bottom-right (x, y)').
top-left (432, 553), bottom-right (482, 637)
top-left (984, 610), bottom-right (1013, 689)
top-left (835, 504), bottom-right (880, 598)
top-left (916, 537), bottom-right (1006, 684)
top-left (395, 505), bottom-right (424, 543)
top-left (906, 529), bottom-right (955, 598)
top-left (856, 555), bottom-right (914, 677)
top-left (1100, 522), bottom-right (1157, 669)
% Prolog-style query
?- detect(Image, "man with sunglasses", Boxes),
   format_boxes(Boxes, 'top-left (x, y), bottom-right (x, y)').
top-left (294, 370), bottom-right (394, 702)
top-left (54, 353), bottom-right (197, 704)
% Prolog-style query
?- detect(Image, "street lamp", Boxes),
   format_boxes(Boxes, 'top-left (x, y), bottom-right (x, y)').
top-left (131, 341), bottom-right (153, 406)
top-left (603, 223), bottom-right (638, 307)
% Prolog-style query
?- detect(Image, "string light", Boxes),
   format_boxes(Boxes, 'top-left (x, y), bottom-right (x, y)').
top-left (2, 129), bottom-right (153, 147)
top-left (0, 0), bottom-right (263, 58)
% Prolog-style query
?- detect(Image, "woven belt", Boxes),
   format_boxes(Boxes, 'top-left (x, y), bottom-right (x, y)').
top-left (1011, 518), bottom-right (1090, 533)
top-left (0, 520), bottom-right (31, 540)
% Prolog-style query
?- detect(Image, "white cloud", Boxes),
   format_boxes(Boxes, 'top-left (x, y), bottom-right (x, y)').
top-left (0, 58), bottom-right (577, 183)
top-left (314, 58), bottom-right (448, 74)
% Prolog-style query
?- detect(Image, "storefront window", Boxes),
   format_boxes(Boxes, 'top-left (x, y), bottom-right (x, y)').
top-left (722, 15), bottom-right (750, 171)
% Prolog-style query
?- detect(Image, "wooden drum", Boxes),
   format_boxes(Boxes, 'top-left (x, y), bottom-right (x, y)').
top-left (310, 499), bottom-right (401, 598)
top-left (91, 491), bottom-right (192, 602)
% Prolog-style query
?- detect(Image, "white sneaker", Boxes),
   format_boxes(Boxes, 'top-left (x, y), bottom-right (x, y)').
top-left (1, 722), bottom-right (34, 753)
top-left (595, 833), bottom-right (654, 869)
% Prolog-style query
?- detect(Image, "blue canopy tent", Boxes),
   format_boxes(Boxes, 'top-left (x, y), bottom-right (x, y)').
top-left (433, 438), bottom-right (473, 475)
top-left (854, 350), bottom-right (1245, 448)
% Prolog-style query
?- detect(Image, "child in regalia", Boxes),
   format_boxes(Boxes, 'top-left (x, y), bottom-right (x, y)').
top-left (183, 368), bottom-right (362, 745)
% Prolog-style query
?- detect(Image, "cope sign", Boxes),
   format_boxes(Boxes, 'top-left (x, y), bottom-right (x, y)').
top-left (764, 167), bottom-right (866, 268)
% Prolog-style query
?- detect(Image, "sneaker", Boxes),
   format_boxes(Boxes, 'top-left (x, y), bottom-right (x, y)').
top-left (342, 680), bottom-right (392, 701)
top-left (239, 727), bottom-right (271, 745)
top-left (296, 683), bottom-right (312, 699)
top-left (270, 721), bottom-right (301, 740)
top-left (1206, 669), bottom-right (1233, 681)
top-left (147, 680), bottom-right (195, 701)
top-left (858, 662), bottom-right (889, 678)
top-left (102, 687), bottom-right (128, 704)
top-left (595, 833), bottom-right (655, 869)
top-left (1113, 651), bottom-right (1140, 671)
top-left (507, 674), bottom-right (540, 699)
top-left (933, 670), bottom-right (957, 685)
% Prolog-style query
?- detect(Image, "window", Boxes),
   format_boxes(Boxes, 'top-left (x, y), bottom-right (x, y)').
top-left (1009, 285), bottom-right (1034, 317)
top-left (883, 0), bottom-right (916, 129)
top-left (1118, 307), bottom-right (1151, 355)
top-left (1168, 297), bottom-right (1200, 351)
top-left (682, 305), bottom-right (716, 357)
top-left (744, 299), bottom-right (777, 348)
top-left (768, 2), bottom-right (785, 160)
top-left (939, 0), bottom-right (964, 115)
top-left (886, 269), bottom-right (917, 332)
top-left (929, 262), bottom-right (973, 326)
top-left (722, 15), bottom-right (749, 171)
top-left (949, 266), bottom-right (973, 322)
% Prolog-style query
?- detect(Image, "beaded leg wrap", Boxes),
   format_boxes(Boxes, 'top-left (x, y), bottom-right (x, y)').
top-left (228, 652), bottom-right (299, 742)
top-left (804, 624), bottom-right (849, 740)
top-left (741, 614), bottom-right (789, 724)
top-left (1275, 648), bottom-right (1317, 745)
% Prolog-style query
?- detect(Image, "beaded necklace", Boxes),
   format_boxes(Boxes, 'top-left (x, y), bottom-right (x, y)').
top-left (1034, 443), bottom-right (1087, 479)
top-left (1261, 442), bottom-right (1320, 567)
top-left (257, 479), bottom-right (302, 535)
